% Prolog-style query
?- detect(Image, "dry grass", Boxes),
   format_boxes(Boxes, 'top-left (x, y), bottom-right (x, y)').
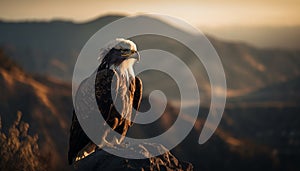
top-left (0, 111), bottom-right (49, 171)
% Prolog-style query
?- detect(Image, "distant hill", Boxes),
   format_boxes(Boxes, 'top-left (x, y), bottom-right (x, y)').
top-left (0, 15), bottom-right (300, 100)
top-left (229, 76), bottom-right (300, 104)
top-left (0, 15), bottom-right (123, 80)
top-left (202, 25), bottom-right (300, 50)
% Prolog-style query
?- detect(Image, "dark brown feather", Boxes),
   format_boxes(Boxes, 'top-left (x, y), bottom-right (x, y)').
top-left (68, 68), bottom-right (142, 164)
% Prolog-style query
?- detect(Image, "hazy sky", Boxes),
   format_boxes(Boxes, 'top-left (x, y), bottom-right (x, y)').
top-left (0, 0), bottom-right (299, 27)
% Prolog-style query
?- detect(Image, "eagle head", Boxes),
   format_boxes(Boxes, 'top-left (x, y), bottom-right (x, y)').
top-left (98, 38), bottom-right (140, 78)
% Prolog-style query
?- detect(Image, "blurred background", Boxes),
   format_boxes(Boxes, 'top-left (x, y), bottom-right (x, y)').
top-left (0, 0), bottom-right (299, 170)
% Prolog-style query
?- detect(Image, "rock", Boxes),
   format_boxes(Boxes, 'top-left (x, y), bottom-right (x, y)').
top-left (74, 143), bottom-right (193, 171)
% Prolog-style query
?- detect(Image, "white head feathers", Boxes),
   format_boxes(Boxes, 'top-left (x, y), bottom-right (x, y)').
top-left (98, 38), bottom-right (137, 61)
top-left (98, 38), bottom-right (139, 80)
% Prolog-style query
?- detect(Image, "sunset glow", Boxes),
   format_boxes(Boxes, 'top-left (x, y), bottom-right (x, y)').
top-left (0, 0), bottom-right (299, 27)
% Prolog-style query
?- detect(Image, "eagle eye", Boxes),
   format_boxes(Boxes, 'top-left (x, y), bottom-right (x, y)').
top-left (121, 49), bottom-right (131, 53)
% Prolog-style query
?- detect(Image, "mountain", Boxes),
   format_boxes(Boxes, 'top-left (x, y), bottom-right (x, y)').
top-left (229, 76), bottom-right (300, 104)
top-left (0, 49), bottom-right (72, 170)
top-left (0, 15), bottom-right (300, 99)
top-left (0, 15), bottom-right (124, 80)
top-left (130, 34), bottom-right (300, 101)
top-left (202, 25), bottom-right (300, 50)
top-left (1, 15), bottom-right (300, 170)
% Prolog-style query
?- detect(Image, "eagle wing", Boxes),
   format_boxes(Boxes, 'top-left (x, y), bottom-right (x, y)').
top-left (68, 68), bottom-right (142, 165)
top-left (132, 76), bottom-right (143, 124)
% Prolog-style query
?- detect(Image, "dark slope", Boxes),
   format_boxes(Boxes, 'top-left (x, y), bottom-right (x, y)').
top-left (0, 50), bottom-right (72, 170)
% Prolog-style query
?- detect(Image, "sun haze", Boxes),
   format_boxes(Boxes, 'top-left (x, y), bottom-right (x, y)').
top-left (0, 0), bottom-right (299, 27)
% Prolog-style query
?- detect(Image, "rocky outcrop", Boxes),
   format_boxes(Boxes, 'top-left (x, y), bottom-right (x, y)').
top-left (75, 143), bottom-right (193, 171)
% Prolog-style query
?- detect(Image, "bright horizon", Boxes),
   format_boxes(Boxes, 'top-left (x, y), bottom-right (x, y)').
top-left (0, 0), bottom-right (300, 28)
top-left (1, 0), bottom-right (300, 49)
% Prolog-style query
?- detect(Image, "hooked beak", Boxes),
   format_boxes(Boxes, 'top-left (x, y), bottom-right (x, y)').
top-left (128, 51), bottom-right (140, 62)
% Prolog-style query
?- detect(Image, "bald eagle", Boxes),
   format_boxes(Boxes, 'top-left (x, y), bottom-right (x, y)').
top-left (68, 38), bottom-right (143, 165)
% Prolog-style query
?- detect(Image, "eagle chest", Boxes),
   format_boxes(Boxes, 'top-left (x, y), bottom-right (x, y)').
top-left (95, 70), bottom-right (135, 125)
